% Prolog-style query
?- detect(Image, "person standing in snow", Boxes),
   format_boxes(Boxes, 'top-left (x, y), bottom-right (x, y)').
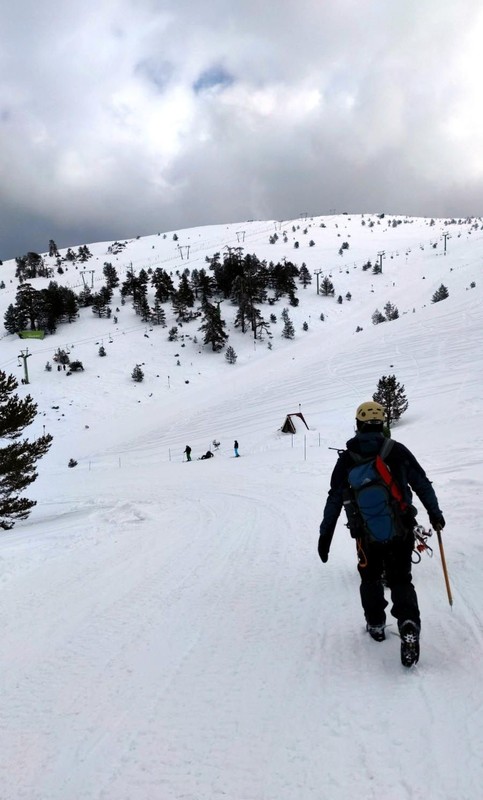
top-left (317, 401), bottom-right (445, 667)
top-left (184, 445), bottom-right (192, 462)
top-left (234, 440), bottom-right (239, 457)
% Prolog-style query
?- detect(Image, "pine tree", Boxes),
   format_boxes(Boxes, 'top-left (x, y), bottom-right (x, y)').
top-left (171, 292), bottom-right (190, 322)
top-left (103, 262), bottom-right (119, 289)
top-left (78, 245), bottom-right (92, 262)
top-left (91, 291), bottom-right (110, 318)
top-left (384, 301), bottom-right (399, 320)
top-left (78, 286), bottom-right (93, 308)
top-left (152, 297), bottom-right (166, 326)
top-left (198, 301), bottom-right (228, 352)
top-left (432, 284), bottom-right (449, 303)
top-left (196, 268), bottom-right (216, 303)
top-left (271, 259), bottom-right (298, 299)
top-left (132, 364), bottom-right (144, 382)
top-left (137, 295), bottom-right (151, 323)
top-left (151, 268), bottom-right (175, 303)
top-left (320, 276), bottom-right (335, 296)
top-left (225, 345), bottom-right (237, 364)
top-left (4, 304), bottom-right (21, 334)
top-left (281, 308), bottom-right (295, 339)
top-left (15, 283), bottom-right (40, 330)
top-left (250, 308), bottom-right (269, 340)
top-left (176, 273), bottom-right (195, 308)
top-left (48, 239), bottom-right (59, 258)
top-left (373, 374), bottom-right (408, 429)
top-left (0, 370), bottom-right (53, 529)
top-left (372, 309), bottom-right (386, 325)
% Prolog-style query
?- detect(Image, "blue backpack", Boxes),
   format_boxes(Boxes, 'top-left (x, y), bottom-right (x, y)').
top-left (347, 439), bottom-right (407, 544)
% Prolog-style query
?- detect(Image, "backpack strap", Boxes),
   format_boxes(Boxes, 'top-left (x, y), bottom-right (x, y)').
top-left (374, 439), bottom-right (408, 511)
top-left (379, 438), bottom-right (395, 460)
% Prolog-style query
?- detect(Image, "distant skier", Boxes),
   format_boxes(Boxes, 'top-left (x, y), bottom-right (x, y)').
top-left (234, 440), bottom-right (239, 457)
top-left (200, 450), bottom-right (214, 460)
top-left (184, 445), bottom-right (192, 462)
top-left (317, 401), bottom-right (445, 667)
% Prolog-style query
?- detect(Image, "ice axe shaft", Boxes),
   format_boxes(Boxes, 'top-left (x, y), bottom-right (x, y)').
top-left (436, 530), bottom-right (453, 607)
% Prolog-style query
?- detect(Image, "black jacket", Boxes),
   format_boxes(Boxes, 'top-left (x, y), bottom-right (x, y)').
top-left (319, 431), bottom-right (443, 549)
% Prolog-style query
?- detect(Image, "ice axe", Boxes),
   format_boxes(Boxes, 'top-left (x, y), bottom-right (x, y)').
top-left (435, 527), bottom-right (453, 607)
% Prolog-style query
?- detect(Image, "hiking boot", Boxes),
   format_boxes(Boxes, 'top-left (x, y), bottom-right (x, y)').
top-left (400, 620), bottom-right (420, 667)
top-left (366, 623), bottom-right (386, 642)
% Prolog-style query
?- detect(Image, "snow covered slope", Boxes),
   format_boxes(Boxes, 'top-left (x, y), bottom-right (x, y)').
top-left (0, 214), bottom-right (482, 799)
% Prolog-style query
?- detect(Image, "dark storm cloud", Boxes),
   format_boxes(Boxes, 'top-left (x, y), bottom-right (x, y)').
top-left (193, 66), bottom-right (235, 94)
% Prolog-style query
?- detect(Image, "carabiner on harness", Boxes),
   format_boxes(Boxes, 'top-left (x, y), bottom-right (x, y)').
top-left (412, 524), bottom-right (434, 564)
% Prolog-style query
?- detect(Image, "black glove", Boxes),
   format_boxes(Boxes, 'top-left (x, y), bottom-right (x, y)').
top-left (318, 536), bottom-right (330, 563)
top-left (430, 514), bottom-right (445, 531)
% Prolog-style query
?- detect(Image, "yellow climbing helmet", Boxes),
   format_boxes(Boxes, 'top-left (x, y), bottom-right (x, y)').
top-left (355, 401), bottom-right (385, 422)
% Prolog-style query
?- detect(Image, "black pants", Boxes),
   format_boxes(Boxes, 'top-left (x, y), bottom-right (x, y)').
top-left (357, 536), bottom-right (420, 631)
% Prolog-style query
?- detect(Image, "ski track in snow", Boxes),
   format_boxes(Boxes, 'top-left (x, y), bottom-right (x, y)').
top-left (1, 460), bottom-right (482, 800)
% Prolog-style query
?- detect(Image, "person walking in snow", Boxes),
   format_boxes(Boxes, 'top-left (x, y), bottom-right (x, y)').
top-left (234, 440), bottom-right (239, 457)
top-left (184, 445), bottom-right (192, 462)
top-left (317, 401), bottom-right (445, 667)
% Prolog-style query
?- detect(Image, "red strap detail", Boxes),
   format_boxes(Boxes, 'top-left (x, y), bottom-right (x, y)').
top-left (375, 455), bottom-right (408, 511)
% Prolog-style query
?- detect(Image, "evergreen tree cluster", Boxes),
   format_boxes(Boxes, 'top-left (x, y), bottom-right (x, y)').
top-left (116, 248), bottom-right (303, 348)
top-left (60, 245), bottom-right (92, 264)
top-left (4, 281), bottom-right (79, 334)
top-left (15, 253), bottom-right (53, 282)
top-left (372, 302), bottom-right (399, 325)
top-left (91, 285), bottom-right (113, 318)
top-left (205, 249), bottom-right (299, 306)
top-left (4, 245), bottom-right (309, 349)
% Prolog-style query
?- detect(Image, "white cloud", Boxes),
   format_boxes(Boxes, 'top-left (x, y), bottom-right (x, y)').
top-left (1, 0), bottom-right (483, 258)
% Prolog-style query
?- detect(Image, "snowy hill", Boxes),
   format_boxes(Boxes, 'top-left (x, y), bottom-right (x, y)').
top-left (1, 213), bottom-right (482, 799)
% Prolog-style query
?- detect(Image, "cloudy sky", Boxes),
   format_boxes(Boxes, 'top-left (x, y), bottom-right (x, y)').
top-left (1, 0), bottom-right (483, 260)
